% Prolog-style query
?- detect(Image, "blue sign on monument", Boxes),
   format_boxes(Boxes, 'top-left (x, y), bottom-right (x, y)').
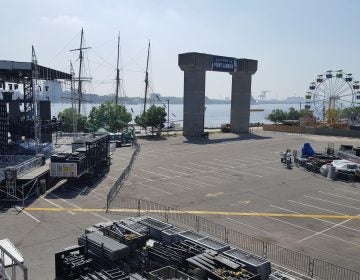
top-left (212, 56), bottom-right (236, 72)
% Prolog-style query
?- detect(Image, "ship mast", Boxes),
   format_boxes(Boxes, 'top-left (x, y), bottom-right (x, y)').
top-left (115, 32), bottom-right (121, 105)
top-left (70, 61), bottom-right (77, 133)
top-left (70, 28), bottom-right (91, 114)
top-left (143, 40), bottom-right (150, 114)
top-left (77, 29), bottom-right (84, 113)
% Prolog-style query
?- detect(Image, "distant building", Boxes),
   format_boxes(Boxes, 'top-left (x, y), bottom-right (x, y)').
top-left (285, 96), bottom-right (306, 103)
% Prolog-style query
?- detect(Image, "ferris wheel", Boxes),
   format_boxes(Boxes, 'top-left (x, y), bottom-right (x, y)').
top-left (305, 70), bottom-right (360, 124)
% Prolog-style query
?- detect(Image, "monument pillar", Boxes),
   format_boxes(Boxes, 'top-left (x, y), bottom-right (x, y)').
top-left (230, 73), bottom-right (253, 133)
top-left (179, 53), bottom-right (257, 137)
top-left (183, 69), bottom-right (206, 136)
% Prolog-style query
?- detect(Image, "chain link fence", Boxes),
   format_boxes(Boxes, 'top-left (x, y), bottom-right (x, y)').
top-left (108, 197), bottom-right (360, 280)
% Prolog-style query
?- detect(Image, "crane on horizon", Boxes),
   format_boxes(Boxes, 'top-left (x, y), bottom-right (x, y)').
top-left (258, 90), bottom-right (270, 102)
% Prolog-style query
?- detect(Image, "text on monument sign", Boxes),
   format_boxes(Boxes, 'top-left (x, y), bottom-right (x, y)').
top-left (212, 56), bottom-right (236, 72)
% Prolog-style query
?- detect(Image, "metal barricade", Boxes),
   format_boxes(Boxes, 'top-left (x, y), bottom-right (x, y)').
top-left (106, 139), bottom-right (140, 210)
top-left (139, 199), bottom-right (168, 218)
top-left (198, 216), bottom-right (227, 241)
top-left (312, 258), bottom-right (360, 280)
top-left (226, 228), bottom-right (265, 257)
top-left (266, 243), bottom-right (311, 273)
top-left (167, 207), bottom-right (198, 229)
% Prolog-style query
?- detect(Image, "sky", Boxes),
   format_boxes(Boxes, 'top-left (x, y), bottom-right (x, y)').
top-left (2, 0), bottom-right (360, 100)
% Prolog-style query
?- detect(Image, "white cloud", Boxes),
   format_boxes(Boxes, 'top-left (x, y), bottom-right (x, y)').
top-left (41, 15), bottom-right (84, 26)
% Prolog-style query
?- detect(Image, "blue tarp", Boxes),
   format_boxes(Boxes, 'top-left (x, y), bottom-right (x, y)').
top-left (302, 143), bottom-right (315, 157)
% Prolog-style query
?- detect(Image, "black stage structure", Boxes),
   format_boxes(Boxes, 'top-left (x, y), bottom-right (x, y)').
top-left (0, 57), bottom-right (72, 204)
top-left (0, 60), bottom-right (72, 151)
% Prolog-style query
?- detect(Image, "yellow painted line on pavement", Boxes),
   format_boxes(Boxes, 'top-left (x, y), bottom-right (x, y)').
top-left (24, 207), bottom-right (360, 220)
top-left (25, 207), bottom-right (108, 212)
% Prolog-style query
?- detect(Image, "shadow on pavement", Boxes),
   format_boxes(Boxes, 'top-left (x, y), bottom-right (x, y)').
top-left (183, 133), bottom-right (272, 144)
top-left (139, 135), bottom-right (168, 141)
top-left (42, 175), bottom-right (108, 200)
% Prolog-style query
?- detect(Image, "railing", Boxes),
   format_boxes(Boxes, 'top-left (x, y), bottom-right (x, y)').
top-left (0, 244), bottom-right (28, 280)
top-left (227, 229), bottom-right (264, 257)
top-left (53, 132), bottom-right (93, 145)
top-left (10, 156), bottom-right (44, 179)
top-left (0, 155), bottom-right (35, 168)
top-left (266, 243), bottom-right (311, 274)
top-left (312, 259), bottom-right (360, 280)
top-left (108, 197), bottom-right (360, 280)
top-left (0, 155), bottom-right (44, 181)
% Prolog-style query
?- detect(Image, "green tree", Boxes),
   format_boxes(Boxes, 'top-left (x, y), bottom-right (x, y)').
top-left (147, 105), bottom-right (167, 134)
top-left (134, 113), bottom-right (148, 130)
top-left (299, 108), bottom-right (314, 118)
top-left (134, 105), bottom-right (167, 135)
top-left (87, 102), bottom-right (132, 132)
top-left (338, 106), bottom-right (360, 119)
top-left (287, 107), bottom-right (301, 120)
top-left (58, 108), bottom-right (87, 132)
top-left (267, 107), bottom-right (314, 123)
top-left (266, 109), bottom-right (288, 123)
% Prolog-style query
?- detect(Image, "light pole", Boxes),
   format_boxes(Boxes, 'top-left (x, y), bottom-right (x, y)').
top-left (203, 106), bottom-right (207, 134)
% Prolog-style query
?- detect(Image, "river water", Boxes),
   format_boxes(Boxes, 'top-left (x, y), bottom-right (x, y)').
top-left (51, 103), bottom-right (299, 128)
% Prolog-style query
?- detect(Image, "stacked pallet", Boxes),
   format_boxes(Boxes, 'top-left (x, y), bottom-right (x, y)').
top-left (78, 232), bottom-right (129, 262)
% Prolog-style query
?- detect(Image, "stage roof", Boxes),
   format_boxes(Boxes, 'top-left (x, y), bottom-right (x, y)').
top-left (0, 60), bottom-right (72, 81)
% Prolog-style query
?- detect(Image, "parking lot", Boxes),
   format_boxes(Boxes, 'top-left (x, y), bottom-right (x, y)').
top-left (1, 129), bottom-right (360, 279)
top-left (119, 130), bottom-right (360, 272)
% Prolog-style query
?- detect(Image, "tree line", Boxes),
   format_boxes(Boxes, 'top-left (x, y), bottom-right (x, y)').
top-left (266, 106), bottom-right (360, 123)
top-left (266, 107), bottom-right (313, 123)
top-left (58, 102), bottom-right (167, 134)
